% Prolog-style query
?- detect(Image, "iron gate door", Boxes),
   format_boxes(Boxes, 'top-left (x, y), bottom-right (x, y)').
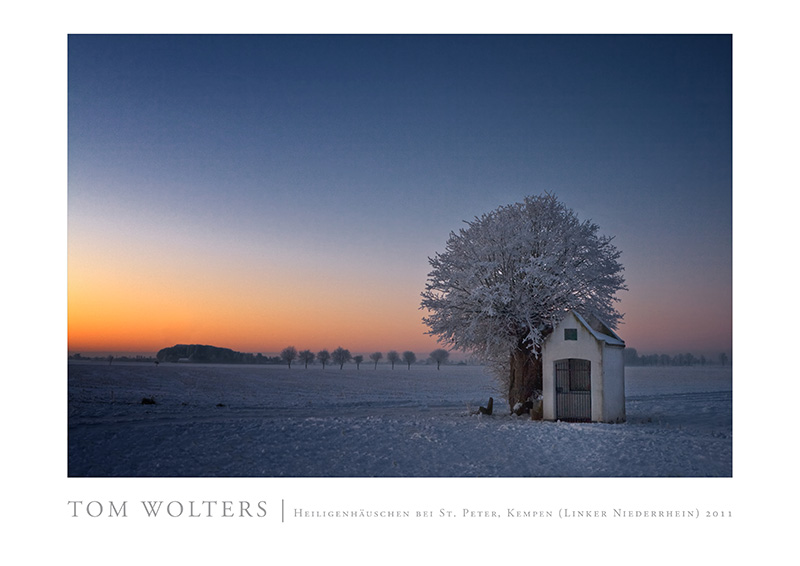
top-left (555, 358), bottom-right (591, 422)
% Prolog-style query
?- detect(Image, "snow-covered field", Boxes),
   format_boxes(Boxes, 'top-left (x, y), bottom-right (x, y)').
top-left (68, 361), bottom-right (731, 477)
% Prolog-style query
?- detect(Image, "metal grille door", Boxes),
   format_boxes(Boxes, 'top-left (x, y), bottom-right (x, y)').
top-left (555, 359), bottom-right (591, 421)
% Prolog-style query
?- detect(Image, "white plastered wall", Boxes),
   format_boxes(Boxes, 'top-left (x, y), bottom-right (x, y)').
top-left (542, 311), bottom-right (603, 421)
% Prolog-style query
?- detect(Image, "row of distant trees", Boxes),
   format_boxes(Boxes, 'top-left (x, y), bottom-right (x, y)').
top-left (280, 347), bottom-right (451, 370)
top-left (623, 348), bottom-right (730, 367)
top-left (70, 347), bottom-right (731, 369)
top-left (69, 345), bottom-right (453, 368)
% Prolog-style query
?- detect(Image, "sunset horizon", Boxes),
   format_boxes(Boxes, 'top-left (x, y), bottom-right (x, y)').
top-left (68, 35), bottom-right (731, 362)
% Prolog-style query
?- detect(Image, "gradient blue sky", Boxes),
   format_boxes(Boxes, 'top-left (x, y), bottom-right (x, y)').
top-left (68, 34), bottom-right (731, 357)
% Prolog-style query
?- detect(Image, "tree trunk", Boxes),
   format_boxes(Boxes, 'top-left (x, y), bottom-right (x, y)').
top-left (507, 344), bottom-right (542, 411)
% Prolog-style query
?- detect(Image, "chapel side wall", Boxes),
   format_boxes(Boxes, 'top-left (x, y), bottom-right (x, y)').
top-left (601, 344), bottom-right (626, 422)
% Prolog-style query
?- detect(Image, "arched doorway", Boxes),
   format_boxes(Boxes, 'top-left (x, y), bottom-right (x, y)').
top-left (555, 358), bottom-right (591, 422)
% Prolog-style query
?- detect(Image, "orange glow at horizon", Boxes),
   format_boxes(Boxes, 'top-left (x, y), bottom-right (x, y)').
top-left (68, 244), bottom-right (442, 356)
top-left (68, 216), bottom-right (731, 359)
top-left (69, 253), bottom-right (731, 357)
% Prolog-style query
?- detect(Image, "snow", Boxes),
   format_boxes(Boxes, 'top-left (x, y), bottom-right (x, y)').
top-left (572, 309), bottom-right (625, 346)
top-left (68, 361), bottom-right (731, 477)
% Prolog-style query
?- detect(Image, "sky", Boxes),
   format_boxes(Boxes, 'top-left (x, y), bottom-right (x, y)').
top-left (67, 34), bottom-right (732, 359)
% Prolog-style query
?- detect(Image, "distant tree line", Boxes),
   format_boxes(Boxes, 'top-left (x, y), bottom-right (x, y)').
top-left (72, 344), bottom-right (460, 368)
top-left (72, 345), bottom-right (730, 369)
top-left (623, 348), bottom-right (730, 367)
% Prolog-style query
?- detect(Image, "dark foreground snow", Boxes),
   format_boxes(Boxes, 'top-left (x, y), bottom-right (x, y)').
top-left (68, 362), bottom-right (731, 477)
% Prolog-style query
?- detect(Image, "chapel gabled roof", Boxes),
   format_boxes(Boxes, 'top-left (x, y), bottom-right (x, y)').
top-left (571, 310), bottom-right (625, 347)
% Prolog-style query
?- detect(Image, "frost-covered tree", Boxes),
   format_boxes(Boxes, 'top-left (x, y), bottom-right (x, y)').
top-left (298, 349), bottom-right (315, 369)
top-left (331, 347), bottom-right (352, 370)
top-left (369, 351), bottom-right (383, 369)
top-left (429, 348), bottom-right (450, 370)
top-left (280, 346), bottom-right (298, 369)
top-left (420, 193), bottom-right (626, 409)
top-left (317, 349), bottom-right (331, 369)
top-left (386, 350), bottom-right (400, 370)
top-left (402, 351), bottom-right (417, 369)
top-left (353, 355), bottom-right (364, 369)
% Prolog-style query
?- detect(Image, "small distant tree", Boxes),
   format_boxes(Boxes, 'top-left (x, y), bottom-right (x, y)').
top-left (429, 348), bottom-right (450, 370)
top-left (331, 347), bottom-right (352, 370)
top-left (317, 349), bottom-right (331, 369)
top-left (623, 347), bottom-right (639, 366)
top-left (719, 352), bottom-right (728, 366)
top-left (369, 351), bottom-right (383, 369)
top-left (298, 349), bottom-right (315, 369)
top-left (402, 351), bottom-right (417, 369)
top-left (280, 346), bottom-right (298, 369)
top-left (387, 350), bottom-right (400, 369)
top-left (353, 355), bottom-right (364, 369)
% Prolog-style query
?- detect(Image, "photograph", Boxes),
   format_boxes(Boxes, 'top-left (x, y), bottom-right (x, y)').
top-left (68, 34), bottom-right (732, 478)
